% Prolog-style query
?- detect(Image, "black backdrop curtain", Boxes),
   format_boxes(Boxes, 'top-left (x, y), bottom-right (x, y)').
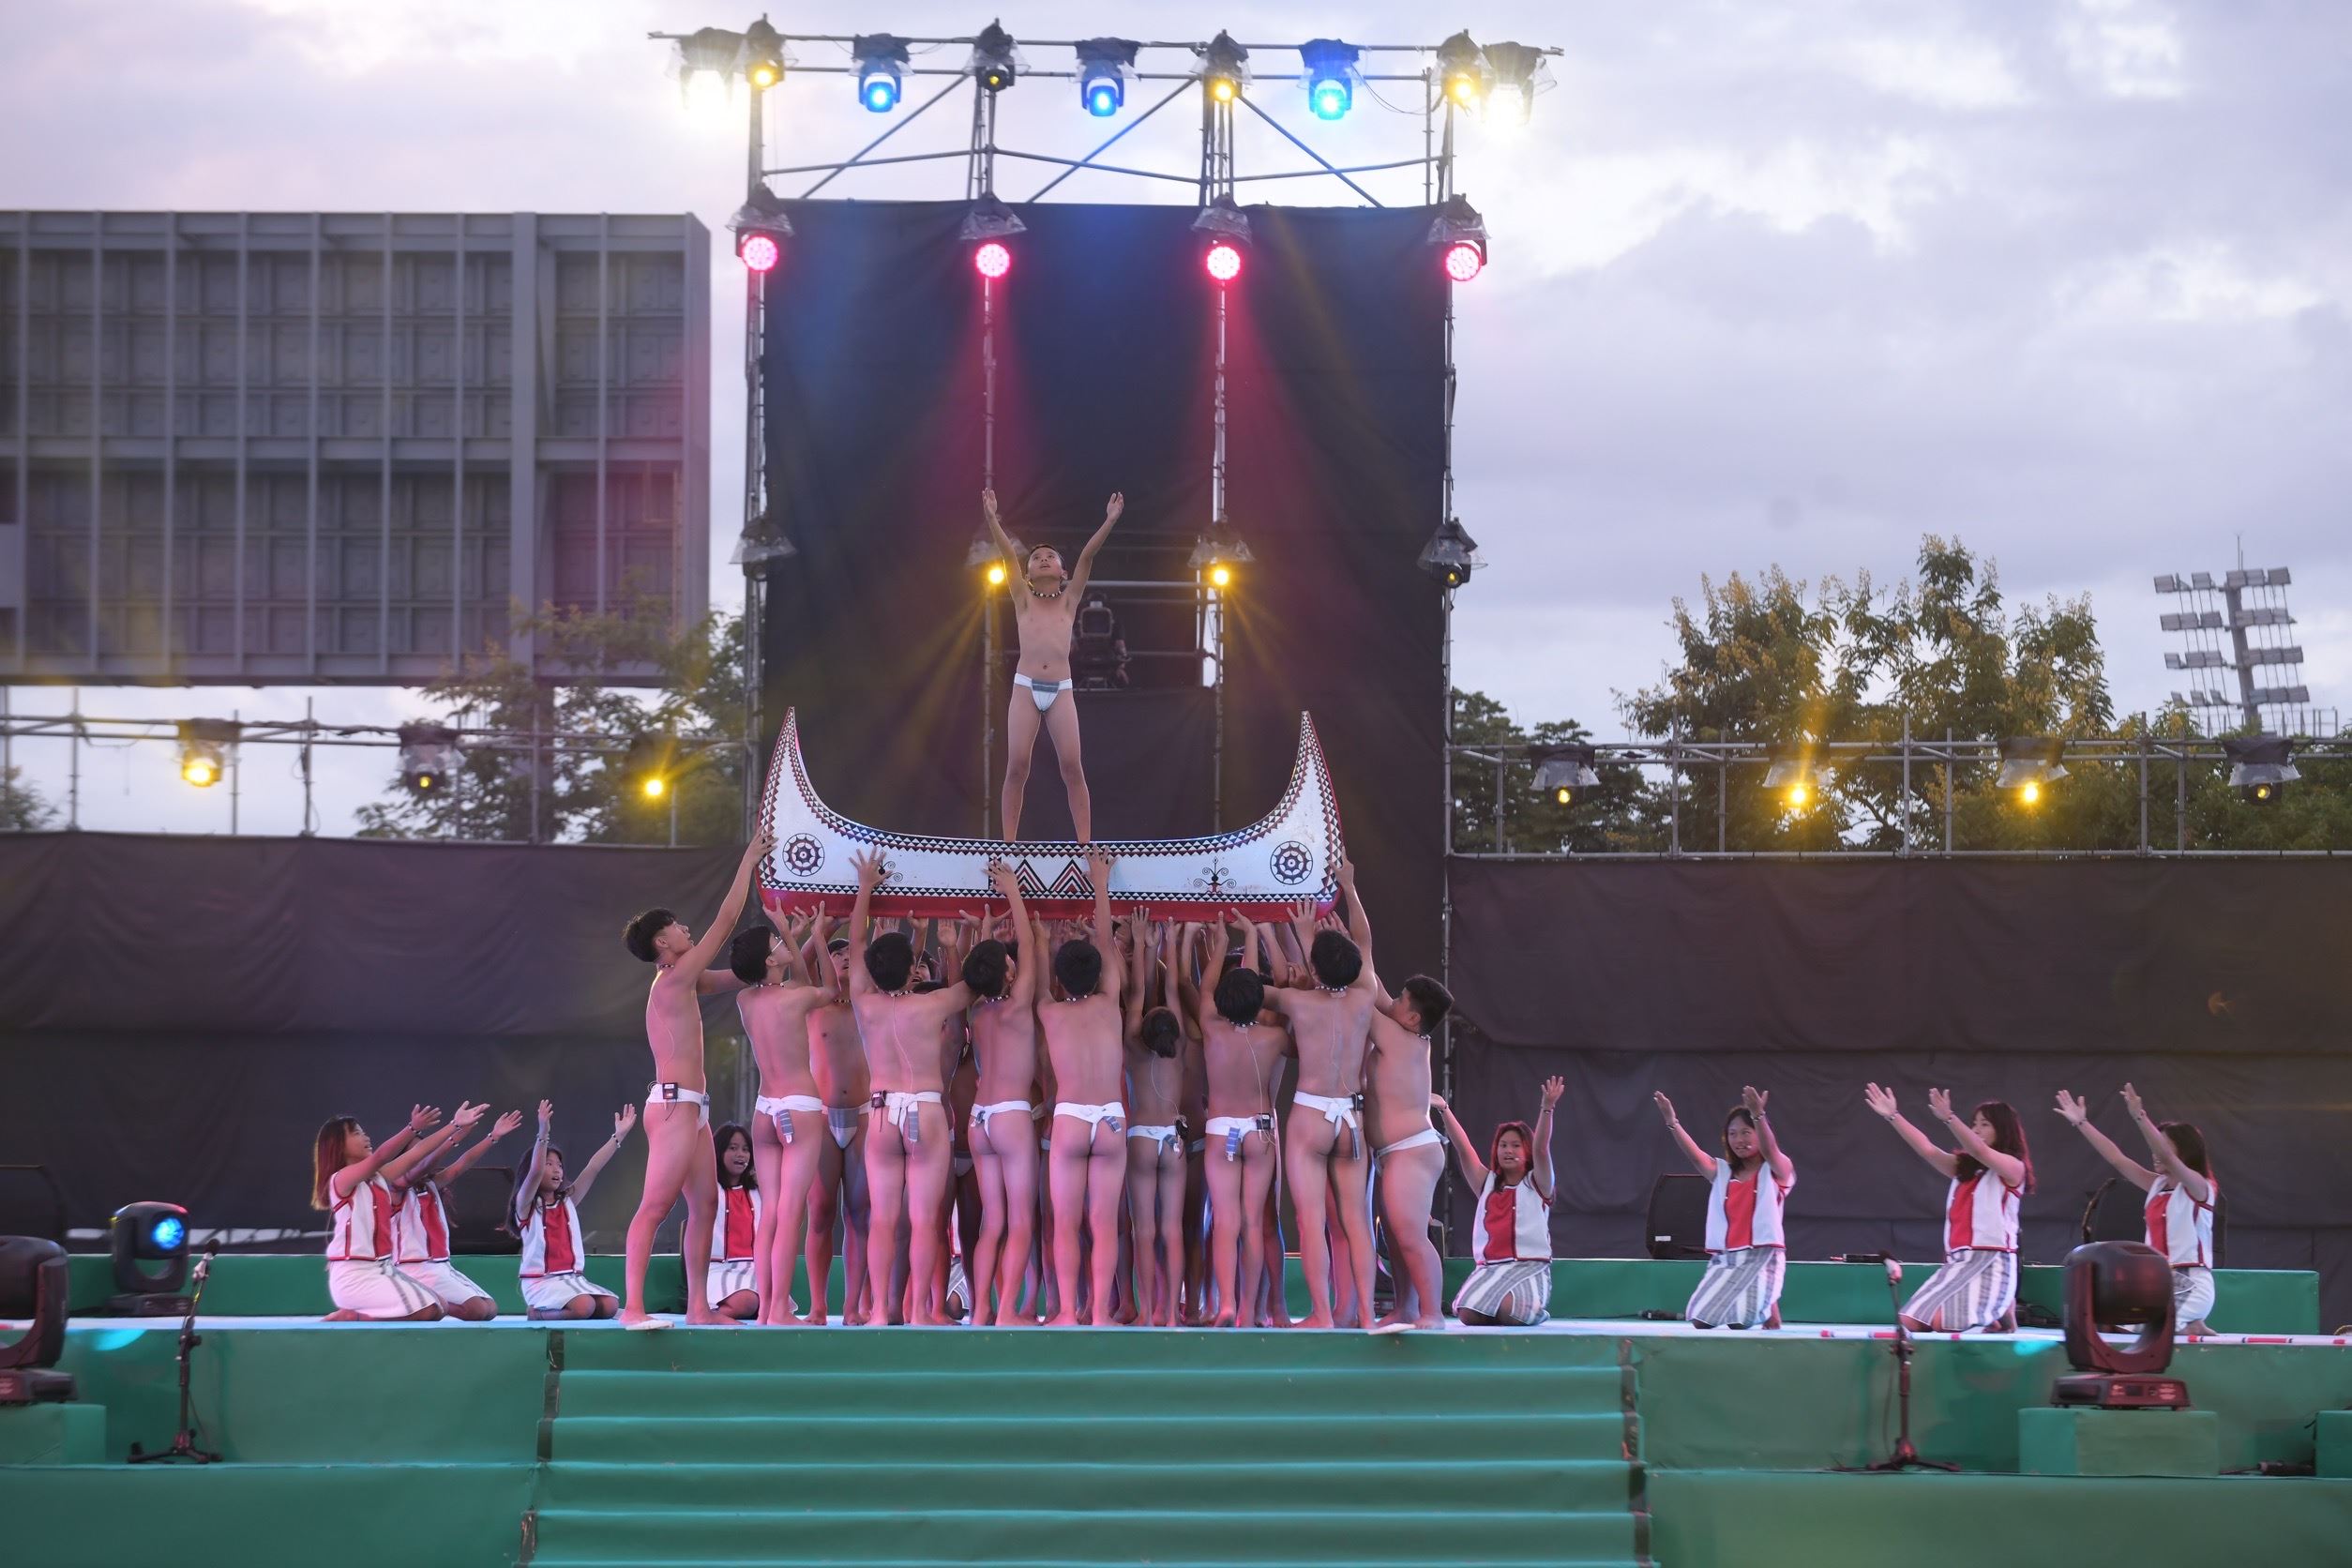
top-left (1444, 858), bottom-right (2352, 1325)
top-left (760, 201), bottom-right (1445, 971)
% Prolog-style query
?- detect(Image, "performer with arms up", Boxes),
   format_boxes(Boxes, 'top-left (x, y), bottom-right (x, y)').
top-left (963, 863), bottom-right (1045, 1324)
top-left (806, 934), bottom-right (872, 1324)
top-left (1349, 854), bottom-right (1454, 1333)
top-left (617, 829), bottom-right (774, 1328)
top-left (2056, 1083), bottom-right (2219, 1335)
top-left (512, 1099), bottom-right (633, 1320)
top-left (392, 1101), bottom-right (520, 1321)
top-left (979, 487), bottom-right (1124, 843)
top-left (1123, 916), bottom-right (1188, 1328)
top-left (1655, 1085), bottom-right (1794, 1329)
top-left (1864, 1084), bottom-right (2032, 1334)
top-left (314, 1104), bottom-right (446, 1322)
top-left (1187, 915), bottom-right (1290, 1327)
top-left (846, 848), bottom-right (974, 1326)
top-left (730, 912), bottom-right (837, 1324)
top-left (1039, 852), bottom-right (1127, 1324)
top-left (1435, 1079), bottom-right (1563, 1327)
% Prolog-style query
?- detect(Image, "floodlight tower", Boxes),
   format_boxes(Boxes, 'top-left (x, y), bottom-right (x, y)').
top-left (2153, 560), bottom-right (2331, 735)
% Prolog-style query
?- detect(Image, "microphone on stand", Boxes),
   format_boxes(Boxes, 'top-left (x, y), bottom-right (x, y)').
top-left (1884, 1256), bottom-right (1904, 1289)
top-left (192, 1237), bottom-right (219, 1288)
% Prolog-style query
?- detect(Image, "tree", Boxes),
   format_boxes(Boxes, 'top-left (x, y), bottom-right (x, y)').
top-left (1449, 688), bottom-right (1641, 854)
top-left (356, 596), bottom-right (748, 845)
top-left (1, 765), bottom-right (57, 832)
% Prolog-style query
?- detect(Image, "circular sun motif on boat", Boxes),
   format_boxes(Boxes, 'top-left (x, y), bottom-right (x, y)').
top-left (781, 833), bottom-right (824, 879)
top-left (1268, 840), bottom-right (1314, 885)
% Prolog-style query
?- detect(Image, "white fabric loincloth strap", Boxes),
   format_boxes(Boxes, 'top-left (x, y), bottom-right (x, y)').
top-left (647, 1083), bottom-right (711, 1129)
top-left (1376, 1126), bottom-right (1444, 1161)
top-left (1054, 1101), bottom-right (1125, 1146)
top-left (875, 1090), bottom-right (943, 1141)
top-left (756, 1093), bottom-right (824, 1142)
top-left (1293, 1091), bottom-right (1362, 1130)
top-left (972, 1098), bottom-right (1036, 1132)
top-left (1205, 1113), bottom-right (1274, 1161)
top-left (1126, 1123), bottom-right (1182, 1155)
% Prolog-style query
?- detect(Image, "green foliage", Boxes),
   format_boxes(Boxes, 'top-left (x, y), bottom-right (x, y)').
top-left (356, 596), bottom-right (747, 845)
top-left (1, 765), bottom-right (56, 832)
top-left (1449, 689), bottom-right (1643, 853)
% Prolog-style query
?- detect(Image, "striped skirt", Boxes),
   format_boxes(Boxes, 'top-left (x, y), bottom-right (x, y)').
top-left (1684, 1246), bottom-right (1786, 1327)
top-left (1903, 1248), bottom-right (2017, 1332)
top-left (1453, 1259), bottom-right (1552, 1326)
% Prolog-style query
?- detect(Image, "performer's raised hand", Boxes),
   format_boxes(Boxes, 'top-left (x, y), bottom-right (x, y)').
top-left (490, 1109), bottom-right (525, 1140)
top-left (1540, 1077), bottom-right (1566, 1109)
top-left (2120, 1081), bottom-right (2148, 1123)
top-left (1652, 1091), bottom-right (1678, 1125)
top-left (408, 1104), bottom-right (443, 1135)
top-left (746, 827), bottom-right (776, 866)
top-left (536, 1099), bottom-right (554, 1131)
top-left (1862, 1082), bottom-right (1898, 1119)
top-left (612, 1104), bottom-right (639, 1142)
top-left (981, 488), bottom-right (1001, 524)
top-left (1741, 1085), bottom-right (1769, 1119)
top-left (451, 1101), bottom-right (488, 1132)
top-left (1103, 491), bottom-right (1124, 524)
top-left (2054, 1089), bottom-right (2088, 1126)
top-left (851, 847), bottom-right (886, 890)
top-left (1925, 1087), bottom-right (1954, 1123)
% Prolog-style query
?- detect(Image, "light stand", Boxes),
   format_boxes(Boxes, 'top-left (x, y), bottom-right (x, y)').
top-left (1845, 1258), bottom-right (1957, 1473)
top-left (128, 1240), bottom-right (219, 1464)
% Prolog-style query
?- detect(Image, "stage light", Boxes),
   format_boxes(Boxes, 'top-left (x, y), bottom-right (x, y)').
top-left (1438, 31), bottom-right (1489, 110)
top-left (960, 194), bottom-right (1026, 281)
top-left (1429, 194), bottom-right (1489, 282)
top-left (671, 25), bottom-right (746, 106)
top-left (1187, 517), bottom-right (1254, 573)
top-left (2222, 733), bottom-right (2298, 804)
top-left (1483, 41), bottom-right (1553, 123)
top-left (1301, 39), bottom-right (1360, 121)
top-left (175, 719), bottom-right (236, 790)
top-left (1531, 744), bottom-right (1601, 807)
top-left (1417, 517), bottom-right (1483, 588)
top-left (1997, 737), bottom-right (2069, 801)
top-left (0, 1236), bottom-right (74, 1402)
top-left (2053, 1241), bottom-right (2189, 1409)
top-left (398, 723), bottom-right (460, 795)
top-left (1209, 564), bottom-right (1232, 589)
top-left (971, 22), bottom-right (1018, 93)
top-left (1075, 38), bottom-right (1138, 116)
top-left (1763, 746), bottom-right (1824, 810)
top-left (732, 507), bottom-right (796, 571)
top-left (107, 1201), bottom-right (191, 1316)
top-left (987, 562), bottom-right (1007, 587)
top-left (739, 233), bottom-right (779, 272)
top-left (1193, 196), bottom-right (1251, 285)
top-left (1199, 30), bottom-right (1249, 104)
top-left (643, 776), bottom-right (666, 799)
top-left (742, 19), bottom-right (786, 90)
top-left (1205, 242), bottom-right (1242, 282)
top-left (974, 242), bottom-right (1012, 279)
top-left (729, 188), bottom-right (792, 277)
top-left (624, 736), bottom-right (673, 803)
top-left (852, 34), bottom-right (909, 113)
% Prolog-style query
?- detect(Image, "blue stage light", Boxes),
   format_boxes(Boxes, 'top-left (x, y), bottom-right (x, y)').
top-left (150, 1214), bottom-right (186, 1251)
top-left (1300, 39), bottom-right (1359, 124)
top-left (1311, 79), bottom-right (1350, 119)
top-left (1086, 79), bottom-right (1121, 116)
top-left (861, 70), bottom-right (900, 112)
top-left (852, 35), bottom-right (910, 113)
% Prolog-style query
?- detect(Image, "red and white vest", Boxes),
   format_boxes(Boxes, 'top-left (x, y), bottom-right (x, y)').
top-left (326, 1173), bottom-right (397, 1262)
top-left (711, 1184), bottom-right (761, 1263)
top-left (1705, 1162), bottom-right (1792, 1252)
top-left (395, 1182), bottom-right (454, 1264)
top-left (1470, 1173), bottom-right (1552, 1264)
top-left (520, 1194), bottom-right (585, 1279)
top-left (1944, 1169), bottom-right (2020, 1253)
top-left (2145, 1175), bottom-right (2215, 1269)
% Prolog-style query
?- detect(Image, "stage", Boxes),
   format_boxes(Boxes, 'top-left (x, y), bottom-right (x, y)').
top-left (8, 1293), bottom-right (2350, 1568)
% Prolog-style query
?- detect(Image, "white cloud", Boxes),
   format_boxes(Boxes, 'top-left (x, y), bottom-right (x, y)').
top-left (2060, 0), bottom-right (2190, 99)
top-left (1833, 33), bottom-right (2029, 110)
top-left (2058, 243), bottom-right (2329, 324)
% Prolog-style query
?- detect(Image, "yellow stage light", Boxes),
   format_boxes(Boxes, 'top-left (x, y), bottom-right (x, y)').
top-left (1553, 785), bottom-right (1573, 807)
top-left (1786, 781), bottom-right (1810, 810)
top-left (1209, 564), bottom-right (1232, 588)
top-left (1210, 76), bottom-right (1237, 102)
top-left (986, 562), bottom-right (1007, 587)
top-left (181, 756), bottom-right (218, 788)
top-left (748, 61), bottom-right (779, 88)
top-left (2019, 780), bottom-right (2041, 807)
top-left (642, 775), bottom-right (667, 800)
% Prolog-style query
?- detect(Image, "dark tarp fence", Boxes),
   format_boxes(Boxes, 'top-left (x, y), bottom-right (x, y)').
top-left (1444, 858), bottom-right (2352, 1327)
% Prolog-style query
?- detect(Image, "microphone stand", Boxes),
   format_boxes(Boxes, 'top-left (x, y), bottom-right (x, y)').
top-left (1844, 1259), bottom-right (1958, 1473)
top-left (128, 1242), bottom-right (220, 1465)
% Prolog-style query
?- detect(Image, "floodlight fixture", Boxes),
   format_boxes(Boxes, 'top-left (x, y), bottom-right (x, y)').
top-left (960, 194), bottom-right (1027, 283)
top-left (1437, 31), bottom-right (1489, 110)
top-left (853, 35), bottom-right (910, 112)
top-left (1301, 39), bottom-right (1360, 121)
top-left (1483, 41), bottom-right (1552, 122)
top-left (1996, 737), bottom-right (2069, 803)
top-left (1193, 196), bottom-right (1250, 284)
top-left (1429, 194), bottom-right (1489, 281)
top-left (2222, 733), bottom-right (2299, 803)
top-left (1075, 37), bottom-right (1138, 115)
top-left (730, 187), bottom-right (792, 274)
top-left (625, 736), bottom-right (673, 802)
top-left (971, 21), bottom-right (1019, 93)
top-left (399, 724), bottom-right (460, 794)
top-left (1417, 517), bottom-right (1483, 589)
top-left (2052, 1241), bottom-right (2188, 1409)
top-left (742, 19), bottom-right (786, 89)
top-left (1530, 744), bottom-right (1601, 807)
top-left (1199, 31), bottom-right (1249, 103)
top-left (1187, 517), bottom-right (1255, 571)
top-left (107, 1201), bottom-right (192, 1315)
top-left (671, 26), bottom-right (746, 102)
top-left (731, 507), bottom-right (797, 571)
top-left (1762, 746), bottom-right (1824, 810)
top-left (176, 719), bottom-right (237, 789)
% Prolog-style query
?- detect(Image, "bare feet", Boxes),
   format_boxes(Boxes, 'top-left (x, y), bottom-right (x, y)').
top-left (684, 1309), bottom-right (742, 1327)
top-left (1293, 1312), bottom-right (1335, 1330)
top-left (1046, 1312), bottom-right (1082, 1327)
top-left (323, 1308), bottom-right (362, 1322)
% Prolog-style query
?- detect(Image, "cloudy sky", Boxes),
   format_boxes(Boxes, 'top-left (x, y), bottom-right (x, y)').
top-left (5, 0), bottom-right (2346, 834)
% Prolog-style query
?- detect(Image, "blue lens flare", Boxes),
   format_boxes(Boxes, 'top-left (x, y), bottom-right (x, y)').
top-left (150, 1214), bottom-right (187, 1250)
top-left (1310, 80), bottom-right (1350, 120)
top-left (860, 73), bottom-right (899, 113)
top-left (1086, 82), bottom-right (1119, 116)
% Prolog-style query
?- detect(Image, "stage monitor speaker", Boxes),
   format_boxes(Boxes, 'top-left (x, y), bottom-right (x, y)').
top-left (1645, 1173), bottom-right (1711, 1260)
top-left (445, 1166), bottom-right (522, 1256)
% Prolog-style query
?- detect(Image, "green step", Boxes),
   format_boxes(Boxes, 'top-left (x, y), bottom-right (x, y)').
top-left (548, 1410), bottom-right (1626, 1466)
top-left (535, 1457), bottom-right (1634, 1515)
top-left (553, 1365), bottom-right (1621, 1419)
top-left (526, 1506), bottom-right (1636, 1563)
top-left (523, 1560), bottom-right (1635, 1568)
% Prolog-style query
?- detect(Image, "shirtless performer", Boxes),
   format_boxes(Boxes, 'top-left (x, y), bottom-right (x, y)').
top-left (1186, 914), bottom-right (1292, 1327)
top-left (1039, 853), bottom-right (1127, 1324)
top-left (805, 934), bottom-right (871, 1325)
top-left (1123, 918), bottom-right (1189, 1328)
top-left (618, 829), bottom-right (773, 1328)
top-left (964, 864), bottom-right (1044, 1324)
top-left (730, 911), bottom-right (836, 1325)
top-left (1344, 862), bottom-right (1454, 1332)
top-left (846, 848), bottom-right (972, 1326)
top-left (1259, 869), bottom-right (1380, 1332)
top-left (979, 487), bottom-right (1124, 843)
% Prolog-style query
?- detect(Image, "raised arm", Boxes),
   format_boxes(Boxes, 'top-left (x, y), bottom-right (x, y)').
top-left (1333, 855), bottom-right (1378, 992)
top-left (511, 1101), bottom-right (554, 1231)
top-left (567, 1104), bottom-right (638, 1206)
top-left (1925, 1087), bottom-right (2025, 1189)
top-left (1653, 1092), bottom-right (1717, 1178)
top-left (1123, 908), bottom-right (1154, 1037)
top-left (436, 1108), bottom-right (525, 1186)
top-left (2056, 1090), bottom-right (2156, 1191)
top-left (988, 862), bottom-right (1039, 1007)
top-left (980, 488), bottom-right (1023, 572)
top-left (847, 847), bottom-right (884, 996)
top-left (1530, 1077), bottom-right (1563, 1203)
top-left (2122, 1082), bottom-right (2209, 1201)
top-left (677, 831), bottom-right (776, 983)
top-left (1167, 923), bottom-right (1203, 1040)
top-left (1064, 490), bottom-right (1124, 600)
top-left (1431, 1093), bottom-right (1489, 1191)
top-left (384, 1102), bottom-right (482, 1188)
top-left (1089, 852), bottom-right (1120, 1007)
top-left (333, 1104), bottom-right (438, 1202)
top-left (1862, 1083), bottom-right (1960, 1179)
top-left (1743, 1085), bottom-right (1793, 1185)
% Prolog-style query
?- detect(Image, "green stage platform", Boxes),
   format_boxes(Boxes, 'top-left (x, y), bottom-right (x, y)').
top-left (7, 1318), bottom-right (2348, 1568)
top-left (63, 1252), bottom-right (2324, 1334)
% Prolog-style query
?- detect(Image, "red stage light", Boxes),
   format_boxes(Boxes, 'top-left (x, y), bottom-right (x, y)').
top-left (739, 234), bottom-right (780, 274)
top-left (1441, 241), bottom-right (1485, 282)
top-left (973, 242), bottom-right (1012, 279)
top-left (1204, 242), bottom-right (1243, 283)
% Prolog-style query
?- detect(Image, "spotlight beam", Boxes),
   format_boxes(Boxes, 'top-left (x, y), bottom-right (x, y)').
top-left (1024, 79), bottom-right (1196, 202)
top-left (798, 73), bottom-right (970, 199)
top-left (1234, 94), bottom-right (1384, 206)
